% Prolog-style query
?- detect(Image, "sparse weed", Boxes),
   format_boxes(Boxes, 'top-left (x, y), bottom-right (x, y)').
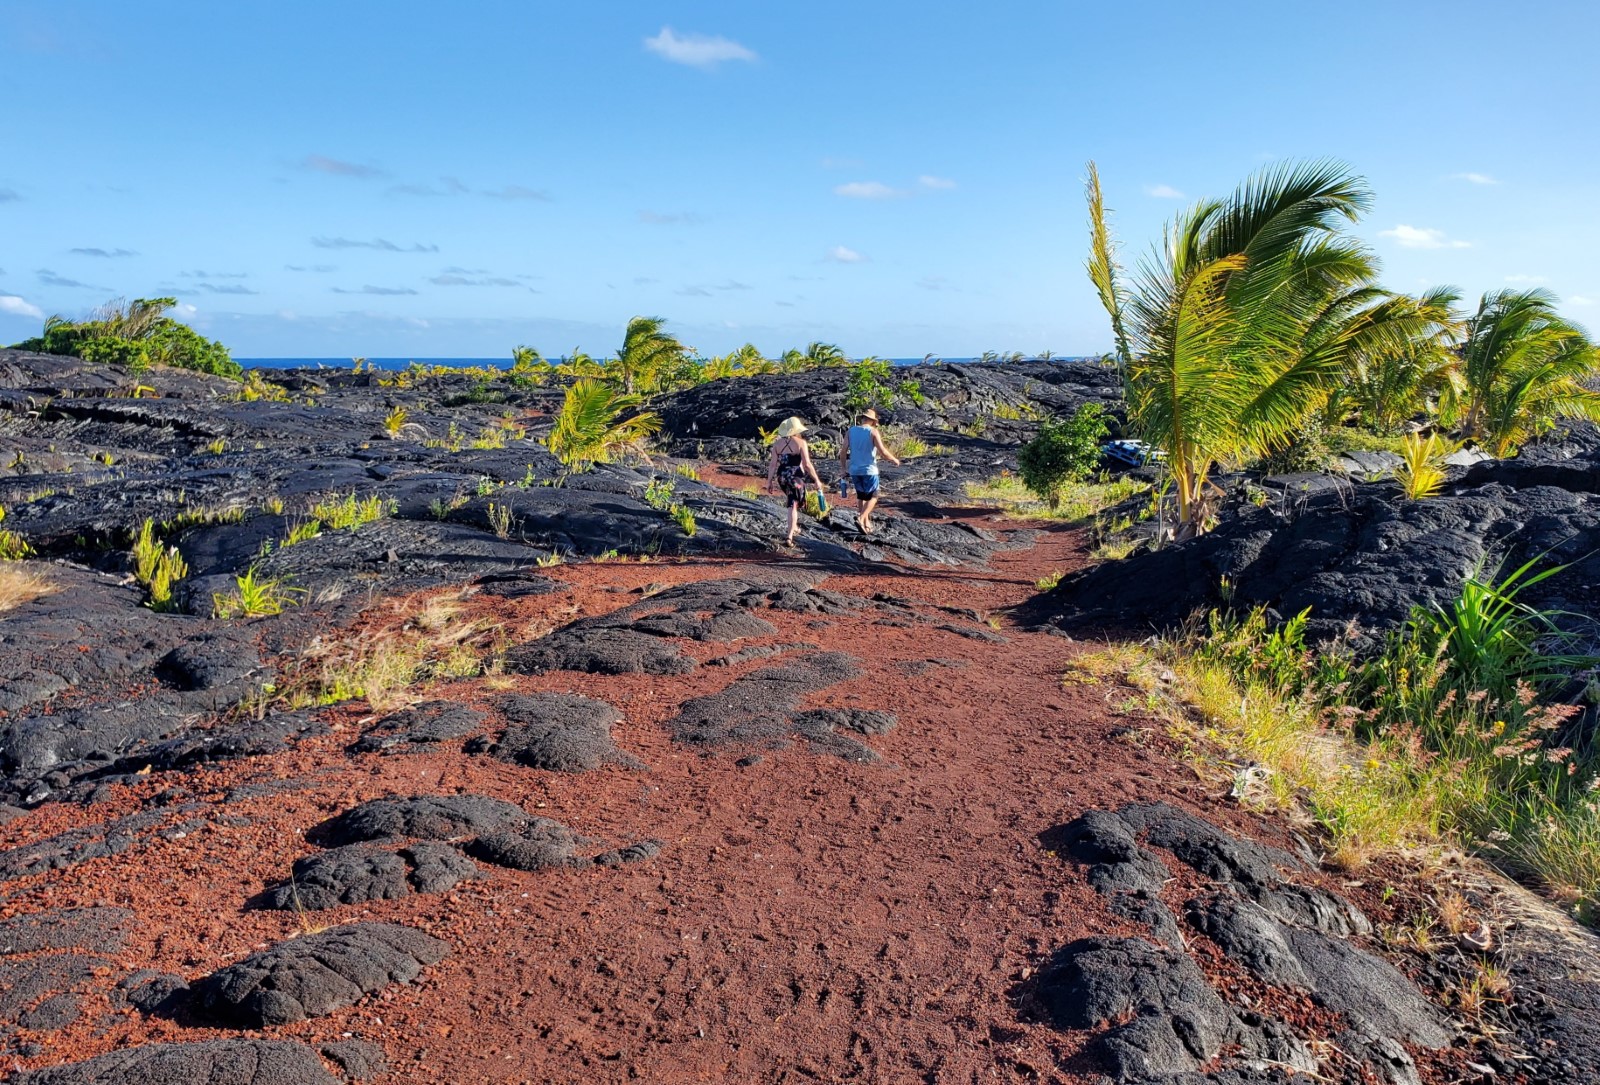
top-left (131, 519), bottom-right (188, 611)
top-left (673, 462), bottom-right (700, 481)
top-left (0, 529), bottom-right (33, 561)
top-left (282, 518), bottom-right (322, 546)
top-left (671, 504), bottom-right (697, 536)
top-left (1036, 570), bottom-right (1064, 592)
top-left (205, 437), bottom-right (227, 455)
top-left (965, 471), bottom-right (1147, 523)
top-left (383, 405), bottom-right (408, 434)
top-left (212, 567), bottom-right (303, 619)
top-left (487, 502), bottom-right (513, 539)
top-left (309, 492), bottom-right (390, 530)
top-left (534, 552), bottom-right (564, 568)
top-left (643, 478), bottom-right (677, 511)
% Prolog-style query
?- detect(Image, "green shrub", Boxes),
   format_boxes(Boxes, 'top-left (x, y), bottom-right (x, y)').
top-left (14, 298), bottom-right (240, 379)
top-left (642, 478), bottom-right (677, 511)
top-left (1017, 403), bottom-right (1110, 507)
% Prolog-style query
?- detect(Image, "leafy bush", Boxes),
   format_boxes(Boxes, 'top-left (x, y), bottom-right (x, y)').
top-left (1017, 403), bottom-right (1110, 507)
top-left (14, 297), bottom-right (240, 379)
top-left (844, 357), bottom-right (923, 415)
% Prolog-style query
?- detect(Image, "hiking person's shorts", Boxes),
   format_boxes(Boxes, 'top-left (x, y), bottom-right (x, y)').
top-left (851, 473), bottom-right (880, 500)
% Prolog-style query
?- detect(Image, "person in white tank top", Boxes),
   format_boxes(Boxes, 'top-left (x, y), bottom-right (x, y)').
top-left (837, 407), bottom-right (901, 534)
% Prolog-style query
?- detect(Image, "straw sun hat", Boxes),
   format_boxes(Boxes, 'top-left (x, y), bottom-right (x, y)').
top-left (775, 417), bottom-right (808, 437)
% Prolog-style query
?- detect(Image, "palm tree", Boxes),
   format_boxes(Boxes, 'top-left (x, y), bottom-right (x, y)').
top-left (546, 379), bottom-right (662, 471)
top-left (779, 348), bottom-right (808, 373)
top-left (804, 341), bottom-right (847, 369)
top-left (554, 349), bottom-right (604, 380)
top-left (1334, 287), bottom-right (1464, 434)
top-left (613, 316), bottom-right (689, 395)
top-left (1456, 289), bottom-right (1600, 456)
top-left (1086, 158), bottom-right (1376, 534)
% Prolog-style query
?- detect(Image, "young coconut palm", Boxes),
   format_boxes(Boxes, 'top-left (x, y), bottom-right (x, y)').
top-left (546, 379), bottom-right (662, 471)
top-left (1334, 287), bottom-right (1465, 434)
top-left (613, 316), bottom-right (690, 395)
top-left (1086, 158), bottom-right (1375, 535)
top-left (1456, 289), bottom-right (1600, 456)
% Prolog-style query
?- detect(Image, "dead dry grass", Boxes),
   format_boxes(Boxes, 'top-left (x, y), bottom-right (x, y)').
top-left (0, 563), bottom-right (58, 612)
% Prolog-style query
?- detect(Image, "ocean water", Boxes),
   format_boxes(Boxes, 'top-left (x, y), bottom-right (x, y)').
top-left (237, 356), bottom-right (1087, 371)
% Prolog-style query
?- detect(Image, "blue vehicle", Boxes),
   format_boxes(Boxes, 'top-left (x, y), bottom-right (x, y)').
top-left (1101, 439), bottom-right (1166, 467)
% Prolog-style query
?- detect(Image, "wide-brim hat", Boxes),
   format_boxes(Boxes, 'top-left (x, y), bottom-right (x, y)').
top-left (859, 408), bottom-right (880, 422)
top-left (775, 416), bottom-right (808, 437)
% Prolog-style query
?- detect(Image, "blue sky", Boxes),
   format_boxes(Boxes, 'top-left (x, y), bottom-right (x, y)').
top-left (2, 0), bottom-right (1597, 359)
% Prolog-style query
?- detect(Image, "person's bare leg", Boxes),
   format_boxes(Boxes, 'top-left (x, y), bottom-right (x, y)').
top-left (860, 494), bottom-right (880, 532)
top-left (786, 503), bottom-right (799, 546)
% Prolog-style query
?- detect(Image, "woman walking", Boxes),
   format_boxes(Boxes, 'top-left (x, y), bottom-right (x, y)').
top-left (765, 416), bottom-right (825, 548)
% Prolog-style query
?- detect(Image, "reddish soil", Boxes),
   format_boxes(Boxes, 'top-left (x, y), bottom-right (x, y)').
top-left (0, 499), bottom-right (1451, 1084)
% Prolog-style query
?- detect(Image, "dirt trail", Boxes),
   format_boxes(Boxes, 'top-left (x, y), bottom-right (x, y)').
top-left (0, 505), bottom-right (1361, 1083)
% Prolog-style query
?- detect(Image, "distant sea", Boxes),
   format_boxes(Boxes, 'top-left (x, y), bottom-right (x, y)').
top-left (238, 356), bottom-right (1090, 371)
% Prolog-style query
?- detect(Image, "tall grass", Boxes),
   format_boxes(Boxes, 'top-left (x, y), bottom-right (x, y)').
top-left (1158, 561), bottom-right (1600, 920)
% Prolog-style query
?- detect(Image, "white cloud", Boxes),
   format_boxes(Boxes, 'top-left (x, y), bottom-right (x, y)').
top-left (644, 27), bottom-right (756, 69)
top-left (1379, 224), bottom-right (1470, 250)
top-left (1504, 274), bottom-right (1547, 284)
top-left (834, 181), bottom-right (902, 200)
top-left (0, 295), bottom-right (43, 318)
top-left (1453, 172), bottom-right (1499, 185)
top-left (1144, 184), bottom-right (1185, 199)
top-left (827, 245), bottom-right (865, 263)
top-left (1571, 296), bottom-right (1596, 307)
top-left (918, 175), bottom-right (957, 190)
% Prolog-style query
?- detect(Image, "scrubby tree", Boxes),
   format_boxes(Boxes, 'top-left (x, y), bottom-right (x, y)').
top-left (1017, 403), bottom-right (1110, 507)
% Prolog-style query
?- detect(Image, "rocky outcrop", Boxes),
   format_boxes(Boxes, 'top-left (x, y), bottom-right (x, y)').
top-left (195, 923), bottom-right (449, 1027)
top-left (1045, 805), bottom-right (1447, 1084)
top-left (1040, 480), bottom-right (1600, 646)
top-left (6, 1039), bottom-right (341, 1085)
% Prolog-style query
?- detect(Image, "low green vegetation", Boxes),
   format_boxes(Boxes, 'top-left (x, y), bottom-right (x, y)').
top-left (12, 297), bottom-right (241, 379)
top-left (212, 567), bottom-right (303, 618)
top-left (131, 519), bottom-right (188, 612)
top-left (1118, 561), bottom-right (1600, 921)
top-left (844, 356), bottom-right (923, 414)
top-left (642, 477), bottom-right (697, 535)
top-left (965, 472), bottom-right (1147, 523)
top-left (1017, 402), bottom-right (1110, 508)
top-left (0, 529), bottom-right (34, 561)
top-left (308, 492), bottom-right (390, 530)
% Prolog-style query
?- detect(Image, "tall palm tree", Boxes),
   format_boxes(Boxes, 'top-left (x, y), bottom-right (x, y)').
top-left (1456, 289), bottom-right (1600, 455)
top-left (613, 316), bottom-right (689, 395)
top-left (546, 379), bottom-right (662, 471)
top-left (1087, 158), bottom-right (1375, 533)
